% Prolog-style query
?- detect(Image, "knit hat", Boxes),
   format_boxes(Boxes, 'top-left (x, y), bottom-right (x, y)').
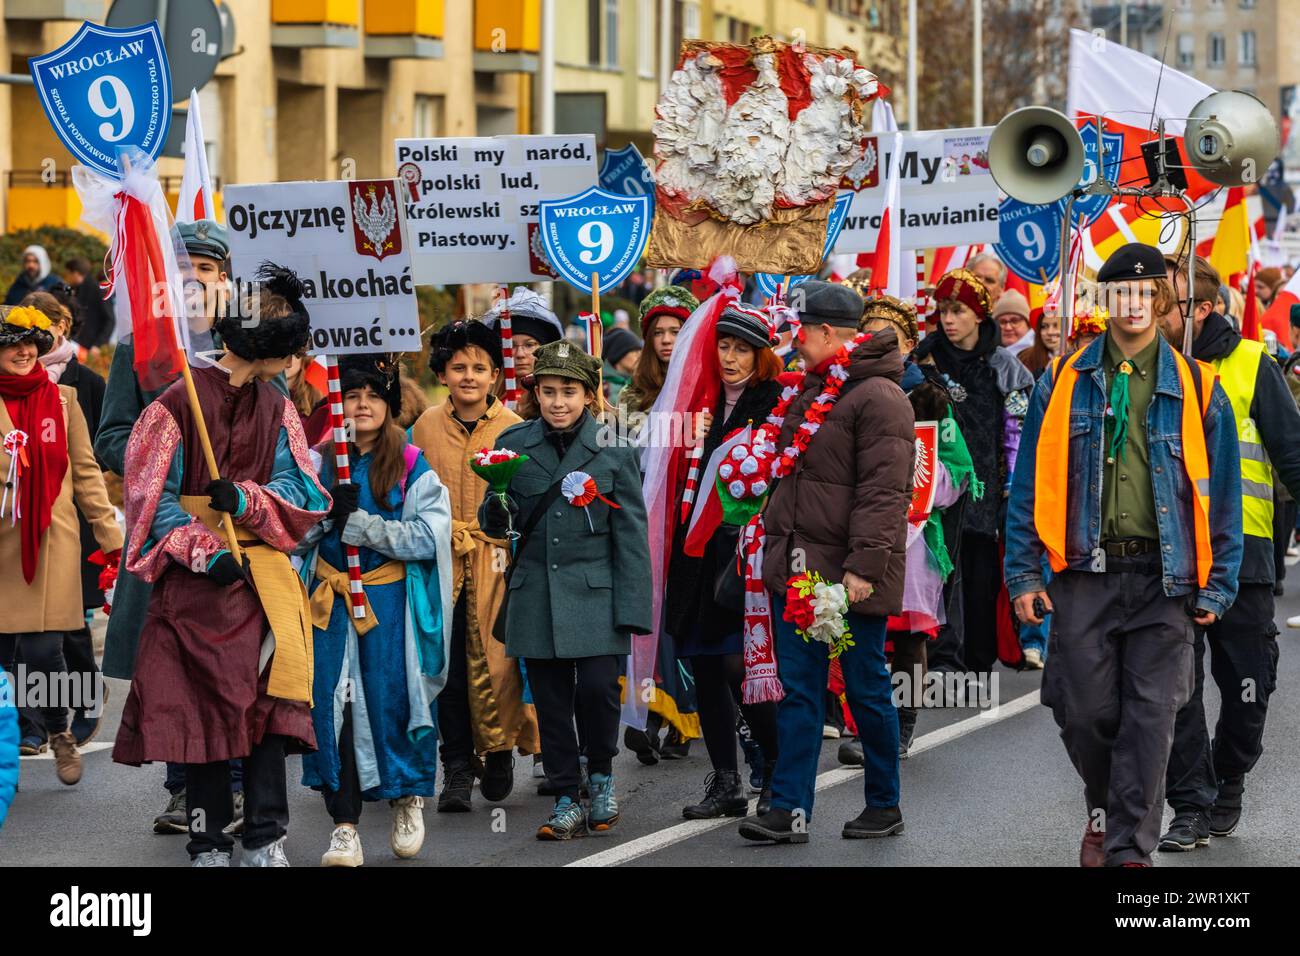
top-left (860, 293), bottom-right (918, 343)
top-left (482, 287), bottom-right (563, 346)
top-left (338, 353), bottom-right (403, 420)
top-left (429, 319), bottom-right (503, 374)
top-left (532, 339), bottom-right (602, 393)
top-left (716, 303), bottom-right (778, 348)
top-left (992, 289), bottom-right (1031, 322)
top-left (0, 304), bottom-right (55, 355)
top-left (601, 326), bottom-right (643, 367)
top-left (934, 268), bottom-right (993, 322)
top-left (639, 285), bottom-right (699, 328)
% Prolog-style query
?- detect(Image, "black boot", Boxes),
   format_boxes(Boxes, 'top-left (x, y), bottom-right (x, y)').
top-left (837, 738), bottom-right (864, 766)
top-left (660, 726), bottom-right (692, 759)
top-left (842, 805), bottom-right (904, 839)
top-left (1209, 775), bottom-right (1245, 837)
top-left (1157, 809), bottom-right (1210, 851)
top-left (683, 770), bottom-right (748, 819)
top-left (437, 764), bottom-right (475, 813)
top-left (479, 750), bottom-right (515, 802)
top-left (898, 707), bottom-right (918, 759)
top-left (623, 725), bottom-right (661, 766)
top-left (738, 808), bottom-right (808, 844)
top-left (756, 764), bottom-right (775, 815)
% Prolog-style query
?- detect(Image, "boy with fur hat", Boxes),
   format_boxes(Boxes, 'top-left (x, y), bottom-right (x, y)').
top-left (113, 263), bottom-right (333, 867)
top-left (479, 340), bottom-right (652, 840)
top-left (410, 320), bottom-right (538, 811)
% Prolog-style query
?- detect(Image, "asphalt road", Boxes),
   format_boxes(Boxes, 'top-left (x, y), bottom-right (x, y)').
top-left (3, 583), bottom-right (1297, 868)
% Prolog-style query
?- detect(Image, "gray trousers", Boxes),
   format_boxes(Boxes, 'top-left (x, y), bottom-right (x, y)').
top-left (1042, 565), bottom-right (1195, 866)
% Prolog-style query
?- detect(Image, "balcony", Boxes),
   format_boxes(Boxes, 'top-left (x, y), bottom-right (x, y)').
top-left (272, 0), bottom-right (360, 49)
top-left (365, 0), bottom-right (444, 59)
top-left (4, 0), bottom-right (100, 19)
top-left (473, 0), bottom-right (540, 73)
top-left (5, 171), bottom-right (222, 238)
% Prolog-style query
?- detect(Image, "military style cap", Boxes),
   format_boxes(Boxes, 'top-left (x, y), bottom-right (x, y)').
top-left (1097, 242), bottom-right (1165, 283)
top-left (179, 218), bottom-right (230, 261)
top-left (797, 279), bottom-right (864, 329)
top-left (531, 339), bottom-right (603, 393)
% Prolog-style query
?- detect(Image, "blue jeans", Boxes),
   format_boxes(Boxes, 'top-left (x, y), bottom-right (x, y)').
top-left (1017, 559), bottom-right (1052, 659)
top-left (770, 598), bottom-right (899, 821)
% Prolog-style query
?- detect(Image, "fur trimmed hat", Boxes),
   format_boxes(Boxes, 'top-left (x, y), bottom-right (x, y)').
top-left (428, 319), bottom-right (503, 375)
top-left (217, 261), bottom-right (312, 360)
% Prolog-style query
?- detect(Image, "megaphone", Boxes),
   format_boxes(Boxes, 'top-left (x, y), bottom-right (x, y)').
top-left (1185, 90), bottom-right (1280, 187)
top-left (987, 106), bottom-right (1085, 205)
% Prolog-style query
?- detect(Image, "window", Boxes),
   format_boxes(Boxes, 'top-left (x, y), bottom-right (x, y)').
top-left (1239, 0), bottom-right (1256, 8)
top-left (588, 0), bottom-right (600, 66)
top-left (1208, 33), bottom-right (1225, 68)
top-left (637, 0), bottom-right (654, 77)
top-left (1240, 30), bottom-right (1257, 67)
top-left (413, 95), bottom-right (437, 138)
top-left (1177, 33), bottom-right (1194, 69)
top-left (604, 0), bottom-right (619, 68)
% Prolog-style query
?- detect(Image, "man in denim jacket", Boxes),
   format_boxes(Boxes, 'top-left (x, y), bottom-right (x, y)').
top-left (1004, 242), bottom-right (1242, 868)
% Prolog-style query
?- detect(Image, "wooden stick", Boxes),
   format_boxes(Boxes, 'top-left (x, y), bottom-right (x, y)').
top-left (176, 358), bottom-right (243, 565)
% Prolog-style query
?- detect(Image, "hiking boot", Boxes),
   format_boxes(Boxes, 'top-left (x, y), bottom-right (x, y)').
top-left (587, 771), bottom-right (619, 831)
top-left (682, 770), bottom-right (748, 819)
top-left (18, 734), bottom-right (47, 756)
top-left (899, 707), bottom-right (919, 758)
top-left (50, 731), bottom-right (81, 786)
top-left (191, 850), bottom-right (231, 867)
top-left (321, 825), bottom-right (364, 867)
top-left (737, 808), bottom-right (809, 845)
top-left (837, 738), bottom-right (864, 766)
top-left (1158, 810), bottom-right (1210, 852)
top-left (437, 764), bottom-right (475, 813)
top-left (391, 796), bottom-right (425, 858)
top-left (479, 750), bottom-right (514, 802)
top-left (1209, 776), bottom-right (1245, 837)
top-left (223, 790), bottom-right (245, 836)
top-left (1080, 824), bottom-right (1105, 868)
top-left (842, 805), bottom-right (904, 839)
top-left (241, 836), bottom-right (290, 867)
top-left (536, 796), bottom-right (587, 841)
top-left (154, 790), bottom-right (188, 834)
top-left (624, 725), bottom-right (661, 766)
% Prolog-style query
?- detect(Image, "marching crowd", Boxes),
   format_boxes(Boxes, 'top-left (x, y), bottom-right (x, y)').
top-left (0, 224), bottom-right (1296, 870)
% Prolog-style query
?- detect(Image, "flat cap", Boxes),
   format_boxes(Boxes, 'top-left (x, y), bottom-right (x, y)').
top-left (178, 218), bottom-right (230, 261)
top-left (797, 279), bottom-right (864, 328)
top-left (531, 339), bottom-right (603, 393)
top-left (1097, 242), bottom-right (1165, 283)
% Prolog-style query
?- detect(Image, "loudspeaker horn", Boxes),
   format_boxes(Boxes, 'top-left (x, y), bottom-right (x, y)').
top-left (987, 106), bottom-right (1086, 206)
top-left (1185, 90), bottom-right (1280, 187)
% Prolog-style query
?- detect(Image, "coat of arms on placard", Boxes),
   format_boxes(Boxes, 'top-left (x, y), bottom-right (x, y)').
top-left (350, 180), bottom-right (402, 261)
top-left (841, 136), bottom-right (880, 191)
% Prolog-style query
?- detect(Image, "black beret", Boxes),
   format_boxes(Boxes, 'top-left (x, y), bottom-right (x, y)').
top-left (1097, 242), bottom-right (1166, 284)
top-left (796, 279), bottom-right (864, 328)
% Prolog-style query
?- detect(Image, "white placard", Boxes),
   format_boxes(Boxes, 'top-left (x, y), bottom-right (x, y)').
top-left (395, 134), bottom-right (598, 284)
top-left (225, 178), bottom-right (421, 356)
top-left (836, 126), bottom-right (1000, 254)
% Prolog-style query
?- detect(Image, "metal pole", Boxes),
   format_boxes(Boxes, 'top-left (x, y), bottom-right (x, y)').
top-left (538, 0), bottom-right (556, 135)
top-left (1059, 193), bottom-right (1076, 355)
top-left (0, 74), bottom-right (34, 85)
top-left (907, 0), bottom-right (918, 130)
top-left (1120, 0), bottom-right (1128, 48)
top-left (972, 0), bottom-right (983, 127)
top-left (659, 0), bottom-right (674, 94)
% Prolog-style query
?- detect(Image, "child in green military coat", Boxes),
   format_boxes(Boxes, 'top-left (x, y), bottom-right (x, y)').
top-left (479, 340), bottom-right (652, 840)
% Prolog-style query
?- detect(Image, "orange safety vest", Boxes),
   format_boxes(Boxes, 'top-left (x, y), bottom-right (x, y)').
top-left (1034, 343), bottom-right (1217, 587)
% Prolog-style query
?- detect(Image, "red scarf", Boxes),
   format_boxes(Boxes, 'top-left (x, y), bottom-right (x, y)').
top-left (1, 364), bottom-right (68, 583)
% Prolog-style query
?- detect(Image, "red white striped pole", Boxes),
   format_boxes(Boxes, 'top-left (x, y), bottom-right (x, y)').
top-left (498, 286), bottom-right (518, 409)
top-left (914, 249), bottom-right (928, 314)
top-left (680, 405), bottom-right (710, 524)
top-left (325, 355), bottom-right (367, 620)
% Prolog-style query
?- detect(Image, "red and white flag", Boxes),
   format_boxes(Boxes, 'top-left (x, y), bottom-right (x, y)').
top-left (867, 131), bottom-right (903, 296)
top-left (683, 424), bottom-right (752, 556)
top-left (176, 89), bottom-right (215, 224)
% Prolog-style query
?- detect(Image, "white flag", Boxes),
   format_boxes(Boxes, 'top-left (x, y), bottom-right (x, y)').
top-left (176, 88), bottom-right (215, 224)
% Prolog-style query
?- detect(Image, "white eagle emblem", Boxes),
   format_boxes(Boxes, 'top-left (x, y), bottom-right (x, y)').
top-left (352, 185), bottom-right (398, 260)
top-left (842, 139), bottom-right (878, 191)
top-left (913, 436), bottom-right (932, 491)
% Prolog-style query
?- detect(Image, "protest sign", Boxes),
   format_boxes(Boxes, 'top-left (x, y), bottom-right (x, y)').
top-left (225, 178), bottom-right (421, 356)
top-left (994, 197), bottom-right (1064, 284)
top-left (599, 143), bottom-right (655, 218)
top-left (539, 186), bottom-right (652, 295)
top-left (837, 127), bottom-right (1000, 254)
top-left (395, 134), bottom-right (597, 284)
top-left (29, 21), bottom-right (171, 177)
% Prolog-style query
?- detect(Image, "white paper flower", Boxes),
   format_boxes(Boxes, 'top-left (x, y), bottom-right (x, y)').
top-left (751, 479), bottom-right (769, 496)
top-left (728, 480), bottom-right (747, 498)
top-left (719, 463), bottom-right (734, 479)
top-left (730, 446), bottom-right (747, 461)
top-left (739, 455), bottom-right (759, 476)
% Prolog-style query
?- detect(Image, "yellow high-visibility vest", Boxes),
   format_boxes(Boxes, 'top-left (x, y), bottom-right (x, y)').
top-left (1213, 338), bottom-right (1274, 540)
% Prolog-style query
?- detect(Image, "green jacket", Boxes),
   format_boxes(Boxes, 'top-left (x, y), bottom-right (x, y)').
top-left (481, 413), bottom-right (652, 660)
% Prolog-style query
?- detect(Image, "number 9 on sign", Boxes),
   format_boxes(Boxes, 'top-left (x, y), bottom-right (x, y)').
top-left (538, 185), bottom-right (652, 294)
top-left (578, 221), bottom-right (614, 265)
top-left (1016, 220), bottom-right (1046, 264)
top-left (88, 75), bottom-right (134, 143)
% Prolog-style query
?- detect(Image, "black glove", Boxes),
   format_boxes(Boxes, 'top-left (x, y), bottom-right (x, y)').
top-left (328, 483), bottom-right (360, 521)
top-left (482, 493), bottom-right (519, 538)
top-left (205, 479), bottom-right (242, 515)
top-left (207, 552), bottom-right (248, 588)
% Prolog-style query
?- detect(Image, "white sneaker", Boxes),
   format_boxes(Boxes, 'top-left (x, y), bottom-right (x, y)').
top-left (241, 835), bottom-right (290, 867)
top-left (822, 724), bottom-right (841, 739)
top-left (1023, 647), bottom-right (1044, 669)
top-left (1288, 614), bottom-right (1300, 629)
top-left (191, 850), bottom-right (231, 867)
top-left (321, 824), bottom-right (364, 867)
top-left (391, 796), bottom-right (425, 859)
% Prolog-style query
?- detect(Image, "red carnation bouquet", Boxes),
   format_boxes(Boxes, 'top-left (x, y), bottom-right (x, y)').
top-left (470, 448), bottom-right (530, 537)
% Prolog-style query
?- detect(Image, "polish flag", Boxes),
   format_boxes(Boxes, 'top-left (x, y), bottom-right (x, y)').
top-left (1260, 269), bottom-right (1300, 342)
top-left (867, 131), bottom-right (903, 296)
top-left (683, 425), bottom-right (753, 557)
top-left (305, 355), bottom-right (329, 395)
top-left (176, 89), bottom-right (215, 224)
top-left (1241, 261), bottom-right (1262, 342)
top-left (928, 245), bottom-right (978, 286)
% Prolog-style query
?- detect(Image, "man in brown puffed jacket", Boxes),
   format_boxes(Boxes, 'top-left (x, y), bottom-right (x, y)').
top-left (739, 280), bottom-right (914, 846)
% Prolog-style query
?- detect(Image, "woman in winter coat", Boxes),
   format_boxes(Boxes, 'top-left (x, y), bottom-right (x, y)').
top-left (298, 355), bottom-right (452, 867)
top-left (665, 303), bottom-right (786, 818)
top-left (0, 305), bottom-right (122, 787)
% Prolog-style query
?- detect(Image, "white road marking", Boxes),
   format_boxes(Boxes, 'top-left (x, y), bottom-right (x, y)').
top-left (20, 742), bottom-right (114, 761)
top-left (566, 689), bottom-right (1043, 867)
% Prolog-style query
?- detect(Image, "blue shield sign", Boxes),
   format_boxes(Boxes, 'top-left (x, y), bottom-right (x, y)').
top-left (1067, 125), bottom-right (1124, 228)
top-left (994, 197), bottom-right (1063, 285)
top-left (599, 144), bottom-right (655, 219)
top-left (29, 21), bottom-right (172, 178)
top-left (756, 191), bottom-right (854, 300)
top-left (539, 186), bottom-right (652, 294)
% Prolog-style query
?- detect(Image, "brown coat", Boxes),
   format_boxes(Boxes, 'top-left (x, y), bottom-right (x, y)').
top-left (410, 397), bottom-right (539, 754)
top-left (0, 384), bottom-right (122, 633)
top-left (761, 328), bottom-right (914, 617)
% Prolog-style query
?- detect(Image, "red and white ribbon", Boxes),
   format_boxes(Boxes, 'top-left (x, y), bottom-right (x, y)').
top-left (325, 356), bottom-right (367, 620)
top-left (561, 469), bottom-right (620, 532)
top-left (1, 429), bottom-right (29, 524)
